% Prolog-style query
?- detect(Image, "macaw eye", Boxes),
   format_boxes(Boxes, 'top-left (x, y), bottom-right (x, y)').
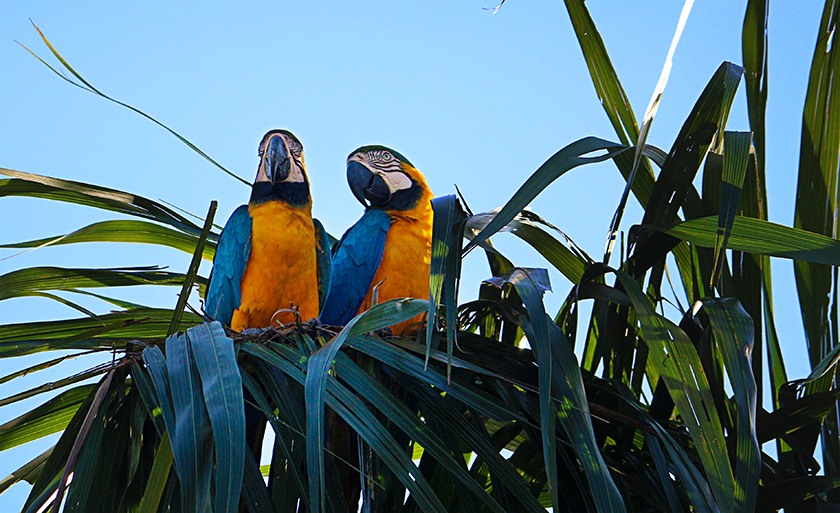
top-left (289, 140), bottom-right (303, 158)
top-left (368, 150), bottom-right (393, 164)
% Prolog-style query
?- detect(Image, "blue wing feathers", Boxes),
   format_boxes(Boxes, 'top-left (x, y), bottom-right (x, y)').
top-left (319, 209), bottom-right (390, 326)
top-left (313, 218), bottom-right (332, 311)
top-left (206, 205), bottom-right (252, 325)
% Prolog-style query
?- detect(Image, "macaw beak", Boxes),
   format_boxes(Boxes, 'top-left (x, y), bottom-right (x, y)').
top-left (348, 161), bottom-right (390, 208)
top-left (265, 136), bottom-right (291, 183)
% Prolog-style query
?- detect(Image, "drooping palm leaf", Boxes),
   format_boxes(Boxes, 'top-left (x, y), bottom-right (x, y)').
top-left (604, 0), bottom-right (694, 262)
top-left (502, 267), bottom-right (624, 513)
top-left (561, 0), bottom-right (658, 211)
top-left (20, 22), bottom-right (249, 187)
top-left (740, 0), bottom-right (781, 431)
top-left (0, 219), bottom-right (217, 261)
top-left (139, 322), bottom-right (245, 513)
top-left (428, 195), bottom-right (469, 371)
top-left (466, 209), bottom-right (591, 284)
top-left (615, 269), bottom-right (734, 511)
top-left (463, 137), bottom-right (631, 255)
top-left (305, 299), bottom-right (430, 513)
top-left (0, 308), bottom-right (204, 353)
top-left (0, 385), bottom-right (96, 452)
top-left (0, 266), bottom-right (205, 302)
top-left (185, 322), bottom-right (245, 513)
top-left (701, 299), bottom-right (760, 512)
top-left (167, 201), bottom-right (216, 336)
top-left (653, 215), bottom-right (840, 265)
top-left (0, 169), bottom-right (214, 237)
top-left (792, 0), bottom-right (840, 477)
top-left (712, 132), bottom-right (752, 284)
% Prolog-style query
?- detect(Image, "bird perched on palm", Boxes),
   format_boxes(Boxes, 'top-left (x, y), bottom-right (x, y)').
top-left (320, 145), bottom-right (433, 335)
top-left (205, 129), bottom-right (330, 331)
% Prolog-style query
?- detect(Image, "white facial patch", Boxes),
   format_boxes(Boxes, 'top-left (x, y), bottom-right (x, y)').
top-left (281, 162), bottom-right (305, 183)
top-left (255, 160), bottom-right (272, 183)
top-left (376, 169), bottom-right (412, 193)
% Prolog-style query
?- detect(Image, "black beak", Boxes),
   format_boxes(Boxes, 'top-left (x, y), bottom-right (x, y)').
top-left (348, 161), bottom-right (390, 208)
top-left (265, 136), bottom-right (290, 183)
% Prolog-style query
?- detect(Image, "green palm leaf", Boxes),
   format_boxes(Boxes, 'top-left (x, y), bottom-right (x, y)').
top-left (305, 299), bottom-right (429, 513)
top-left (791, 7), bottom-right (840, 480)
top-left (0, 169), bottom-right (212, 236)
top-left (0, 266), bottom-right (205, 302)
top-left (0, 385), bottom-right (96, 452)
top-left (654, 215), bottom-right (840, 265)
top-left (504, 267), bottom-right (624, 513)
top-left (701, 299), bottom-right (760, 512)
top-left (0, 219), bottom-right (217, 260)
top-left (616, 270), bottom-right (734, 512)
top-left (20, 22), bottom-right (248, 187)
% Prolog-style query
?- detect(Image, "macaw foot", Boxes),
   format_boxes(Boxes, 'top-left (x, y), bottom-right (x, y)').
top-left (241, 327), bottom-right (268, 336)
top-left (373, 327), bottom-right (393, 338)
top-left (239, 327), bottom-right (281, 344)
top-left (303, 317), bottom-right (322, 329)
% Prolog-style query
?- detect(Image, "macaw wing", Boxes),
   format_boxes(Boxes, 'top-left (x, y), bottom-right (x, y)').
top-left (319, 209), bottom-right (391, 326)
top-left (312, 218), bottom-right (332, 311)
top-left (205, 205), bottom-right (252, 325)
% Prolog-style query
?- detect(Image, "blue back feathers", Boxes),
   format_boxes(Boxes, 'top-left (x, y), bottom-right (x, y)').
top-left (319, 209), bottom-right (391, 326)
top-left (206, 205), bottom-right (252, 325)
top-left (313, 218), bottom-right (332, 310)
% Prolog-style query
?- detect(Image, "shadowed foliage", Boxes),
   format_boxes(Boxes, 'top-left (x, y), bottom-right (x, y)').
top-left (3, 1), bottom-right (840, 512)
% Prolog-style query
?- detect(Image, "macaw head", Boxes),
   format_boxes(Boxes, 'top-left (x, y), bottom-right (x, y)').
top-left (347, 145), bottom-right (431, 212)
top-left (250, 129), bottom-right (310, 207)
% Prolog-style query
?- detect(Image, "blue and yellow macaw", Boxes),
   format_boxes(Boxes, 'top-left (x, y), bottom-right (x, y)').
top-left (206, 129), bottom-right (330, 330)
top-left (320, 145), bottom-right (433, 335)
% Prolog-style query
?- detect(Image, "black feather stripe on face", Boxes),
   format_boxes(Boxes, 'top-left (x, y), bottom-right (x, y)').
top-left (383, 177), bottom-right (422, 211)
top-left (250, 180), bottom-right (310, 207)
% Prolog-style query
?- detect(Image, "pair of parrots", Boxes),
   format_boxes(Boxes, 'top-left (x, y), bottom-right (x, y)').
top-left (205, 129), bottom-right (433, 335)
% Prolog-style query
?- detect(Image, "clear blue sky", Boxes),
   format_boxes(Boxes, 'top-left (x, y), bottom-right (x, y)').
top-left (0, 0), bottom-right (825, 505)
